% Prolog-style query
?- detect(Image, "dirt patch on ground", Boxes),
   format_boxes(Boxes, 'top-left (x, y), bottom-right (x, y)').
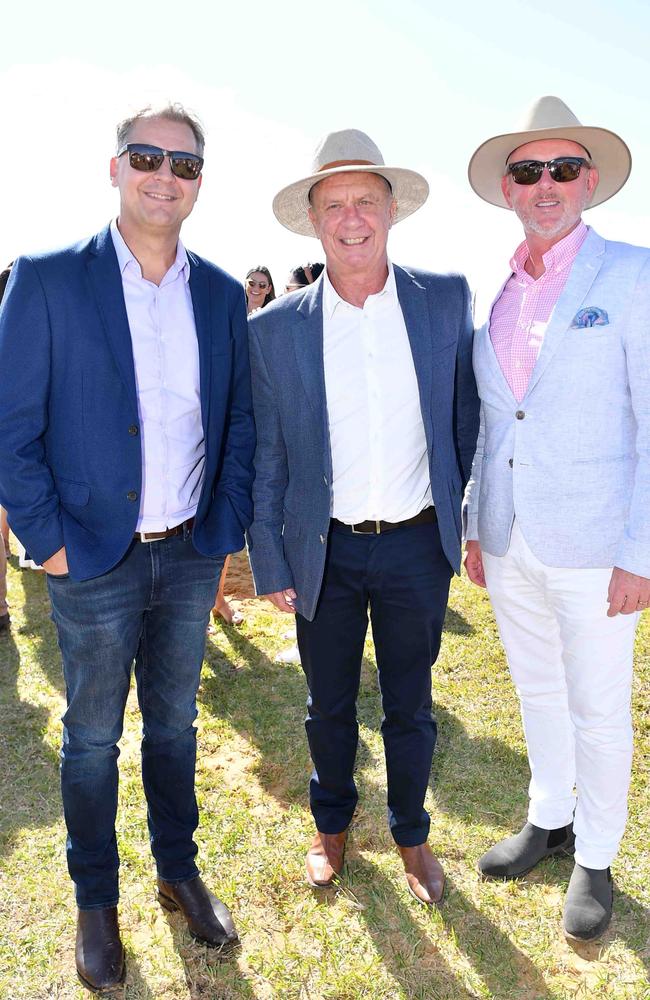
top-left (222, 548), bottom-right (256, 600)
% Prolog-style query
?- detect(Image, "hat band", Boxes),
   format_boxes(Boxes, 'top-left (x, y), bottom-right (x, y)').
top-left (318, 159), bottom-right (377, 172)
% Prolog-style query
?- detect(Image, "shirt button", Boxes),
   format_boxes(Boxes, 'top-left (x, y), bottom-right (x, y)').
top-left (515, 410), bottom-right (525, 420)
top-left (323, 475), bottom-right (328, 485)
top-left (127, 490), bottom-right (138, 501)
top-left (128, 424), bottom-right (139, 435)
top-left (319, 534), bottom-right (325, 544)
top-left (508, 459), bottom-right (513, 468)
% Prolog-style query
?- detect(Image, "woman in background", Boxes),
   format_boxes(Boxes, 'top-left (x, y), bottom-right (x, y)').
top-left (244, 266), bottom-right (275, 315)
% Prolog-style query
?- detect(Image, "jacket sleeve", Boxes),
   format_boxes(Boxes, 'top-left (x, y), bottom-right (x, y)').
top-left (615, 256), bottom-right (650, 576)
top-left (453, 277), bottom-right (480, 489)
top-left (245, 318), bottom-right (295, 596)
top-left (210, 283), bottom-right (256, 536)
top-left (0, 256), bottom-right (65, 564)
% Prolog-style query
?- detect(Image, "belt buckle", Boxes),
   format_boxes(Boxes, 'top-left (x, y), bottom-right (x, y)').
top-left (138, 531), bottom-right (162, 543)
top-left (350, 520), bottom-right (382, 535)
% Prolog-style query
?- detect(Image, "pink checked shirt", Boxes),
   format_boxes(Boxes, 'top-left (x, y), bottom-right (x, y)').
top-left (490, 221), bottom-right (589, 401)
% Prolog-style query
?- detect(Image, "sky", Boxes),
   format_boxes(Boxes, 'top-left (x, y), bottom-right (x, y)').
top-left (1, 0), bottom-right (649, 312)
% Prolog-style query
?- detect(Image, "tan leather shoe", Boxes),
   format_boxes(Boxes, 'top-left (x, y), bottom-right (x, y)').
top-left (398, 843), bottom-right (445, 905)
top-left (305, 830), bottom-right (347, 887)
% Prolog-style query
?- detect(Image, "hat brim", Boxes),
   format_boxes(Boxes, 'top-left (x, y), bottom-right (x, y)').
top-left (468, 125), bottom-right (631, 209)
top-left (273, 165), bottom-right (429, 237)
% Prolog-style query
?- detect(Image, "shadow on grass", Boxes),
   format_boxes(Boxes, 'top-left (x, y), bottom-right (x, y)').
top-left (321, 854), bottom-right (557, 1000)
top-left (443, 606), bottom-right (474, 636)
top-left (0, 610), bottom-right (61, 861)
top-left (158, 909), bottom-right (257, 999)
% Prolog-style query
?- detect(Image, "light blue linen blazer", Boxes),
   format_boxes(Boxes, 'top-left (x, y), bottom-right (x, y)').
top-left (464, 228), bottom-right (650, 576)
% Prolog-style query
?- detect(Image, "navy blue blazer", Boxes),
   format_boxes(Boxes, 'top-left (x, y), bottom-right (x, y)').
top-left (0, 225), bottom-right (255, 580)
top-left (247, 265), bottom-right (479, 620)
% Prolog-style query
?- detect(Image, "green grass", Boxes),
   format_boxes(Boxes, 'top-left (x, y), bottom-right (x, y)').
top-left (0, 552), bottom-right (648, 999)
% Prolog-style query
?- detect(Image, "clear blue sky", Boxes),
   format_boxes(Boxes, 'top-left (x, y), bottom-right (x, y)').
top-left (2, 0), bottom-right (648, 305)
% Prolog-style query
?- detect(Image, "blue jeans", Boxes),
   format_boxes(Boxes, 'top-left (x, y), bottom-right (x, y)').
top-left (47, 530), bottom-right (223, 909)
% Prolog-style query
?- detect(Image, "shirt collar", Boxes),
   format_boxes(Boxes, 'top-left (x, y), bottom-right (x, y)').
top-left (110, 218), bottom-right (190, 284)
top-left (322, 260), bottom-right (396, 320)
top-left (510, 220), bottom-right (589, 279)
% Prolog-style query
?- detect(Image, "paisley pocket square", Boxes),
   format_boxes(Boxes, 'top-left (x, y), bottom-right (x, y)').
top-left (571, 306), bottom-right (609, 328)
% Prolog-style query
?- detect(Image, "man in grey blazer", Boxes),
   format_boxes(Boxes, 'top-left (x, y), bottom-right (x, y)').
top-left (247, 130), bottom-right (479, 905)
top-left (464, 96), bottom-right (650, 940)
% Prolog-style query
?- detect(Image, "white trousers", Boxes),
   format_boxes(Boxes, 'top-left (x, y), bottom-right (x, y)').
top-left (482, 521), bottom-right (637, 869)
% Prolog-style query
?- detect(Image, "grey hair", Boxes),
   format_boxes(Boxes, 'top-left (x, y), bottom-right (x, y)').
top-left (115, 103), bottom-right (206, 156)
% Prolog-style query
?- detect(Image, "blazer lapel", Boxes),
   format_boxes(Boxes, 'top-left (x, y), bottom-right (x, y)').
top-left (395, 265), bottom-right (434, 438)
top-left (187, 253), bottom-right (212, 437)
top-left (525, 229), bottom-right (606, 396)
top-left (86, 226), bottom-right (138, 415)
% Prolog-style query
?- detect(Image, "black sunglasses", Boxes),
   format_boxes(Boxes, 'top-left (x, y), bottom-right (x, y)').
top-left (117, 142), bottom-right (204, 180)
top-left (506, 156), bottom-right (591, 185)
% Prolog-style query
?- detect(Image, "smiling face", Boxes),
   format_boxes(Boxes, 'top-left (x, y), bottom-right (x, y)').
top-left (501, 138), bottom-right (599, 246)
top-left (307, 171), bottom-right (396, 285)
top-left (245, 270), bottom-right (272, 310)
top-left (110, 116), bottom-right (202, 239)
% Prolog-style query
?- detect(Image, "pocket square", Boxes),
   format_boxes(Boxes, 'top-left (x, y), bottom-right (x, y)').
top-left (571, 306), bottom-right (609, 328)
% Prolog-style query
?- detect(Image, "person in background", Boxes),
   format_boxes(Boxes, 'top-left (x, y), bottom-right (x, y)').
top-left (244, 265), bottom-right (275, 314)
top-left (284, 261), bottom-right (324, 294)
top-left (464, 96), bottom-right (649, 941)
top-left (210, 265), bottom-right (275, 627)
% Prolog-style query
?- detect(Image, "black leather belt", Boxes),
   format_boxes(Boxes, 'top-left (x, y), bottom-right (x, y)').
top-left (331, 507), bottom-right (436, 535)
top-left (135, 517), bottom-right (195, 543)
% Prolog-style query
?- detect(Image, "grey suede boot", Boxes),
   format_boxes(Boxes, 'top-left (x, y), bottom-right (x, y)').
top-left (563, 863), bottom-right (613, 941)
top-left (478, 822), bottom-right (575, 879)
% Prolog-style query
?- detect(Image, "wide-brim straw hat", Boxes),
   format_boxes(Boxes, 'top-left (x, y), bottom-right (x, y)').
top-left (273, 129), bottom-right (429, 237)
top-left (468, 95), bottom-right (631, 209)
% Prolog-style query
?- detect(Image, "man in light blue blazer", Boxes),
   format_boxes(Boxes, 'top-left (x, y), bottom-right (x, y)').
top-left (248, 130), bottom-right (479, 906)
top-left (0, 105), bottom-right (253, 988)
top-left (464, 97), bottom-right (650, 941)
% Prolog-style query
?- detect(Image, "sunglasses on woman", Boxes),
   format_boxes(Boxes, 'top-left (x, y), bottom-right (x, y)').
top-left (117, 143), bottom-right (204, 180)
top-left (506, 156), bottom-right (591, 185)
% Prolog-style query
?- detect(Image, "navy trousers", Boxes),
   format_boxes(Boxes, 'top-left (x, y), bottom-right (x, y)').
top-left (295, 518), bottom-right (452, 847)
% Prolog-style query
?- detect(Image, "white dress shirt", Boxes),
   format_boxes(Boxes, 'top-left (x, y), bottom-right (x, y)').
top-left (322, 263), bottom-right (432, 523)
top-left (110, 220), bottom-right (204, 531)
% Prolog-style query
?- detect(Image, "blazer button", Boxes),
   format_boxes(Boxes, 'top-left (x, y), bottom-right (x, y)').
top-left (319, 534), bottom-right (325, 544)
top-left (508, 458), bottom-right (513, 467)
top-left (127, 490), bottom-right (138, 501)
top-left (515, 410), bottom-right (525, 420)
top-left (128, 424), bottom-right (139, 435)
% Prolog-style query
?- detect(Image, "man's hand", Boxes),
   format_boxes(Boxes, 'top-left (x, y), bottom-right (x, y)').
top-left (607, 566), bottom-right (650, 617)
top-left (464, 540), bottom-right (486, 588)
top-left (265, 589), bottom-right (298, 613)
top-left (42, 546), bottom-right (69, 576)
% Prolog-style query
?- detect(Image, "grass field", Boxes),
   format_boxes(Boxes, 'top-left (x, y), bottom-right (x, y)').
top-left (0, 550), bottom-right (648, 999)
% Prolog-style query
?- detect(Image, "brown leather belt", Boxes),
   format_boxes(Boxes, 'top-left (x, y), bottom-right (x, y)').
top-left (135, 517), bottom-right (195, 543)
top-left (331, 507), bottom-right (436, 535)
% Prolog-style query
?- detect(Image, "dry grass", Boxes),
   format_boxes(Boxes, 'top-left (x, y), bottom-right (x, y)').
top-left (0, 550), bottom-right (648, 999)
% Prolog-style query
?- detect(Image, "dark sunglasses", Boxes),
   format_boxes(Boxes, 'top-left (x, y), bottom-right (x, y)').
top-left (506, 156), bottom-right (591, 185)
top-left (117, 142), bottom-right (204, 180)
top-left (246, 278), bottom-right (269, 289)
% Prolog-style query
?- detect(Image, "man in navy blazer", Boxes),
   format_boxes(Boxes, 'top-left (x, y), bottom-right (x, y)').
top-left (0, 105), bottom-right (253, 988)
top-left (247, 130), bottom-right (479, 905)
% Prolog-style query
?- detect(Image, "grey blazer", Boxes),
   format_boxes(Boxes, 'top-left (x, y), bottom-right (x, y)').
top-left (464, 228), bottom-right (650, 577)
top-left (247, 265), bottom-right (479, 620)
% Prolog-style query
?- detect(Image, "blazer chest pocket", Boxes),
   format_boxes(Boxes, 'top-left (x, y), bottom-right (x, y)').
top-left (56, 477), bottom-right (90, 507)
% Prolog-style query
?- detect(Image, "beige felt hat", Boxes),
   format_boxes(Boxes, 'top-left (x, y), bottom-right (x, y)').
top-left (273, 129), bottom-right (429, 237)
top-left (468, 95), bottom-right (631, 209)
